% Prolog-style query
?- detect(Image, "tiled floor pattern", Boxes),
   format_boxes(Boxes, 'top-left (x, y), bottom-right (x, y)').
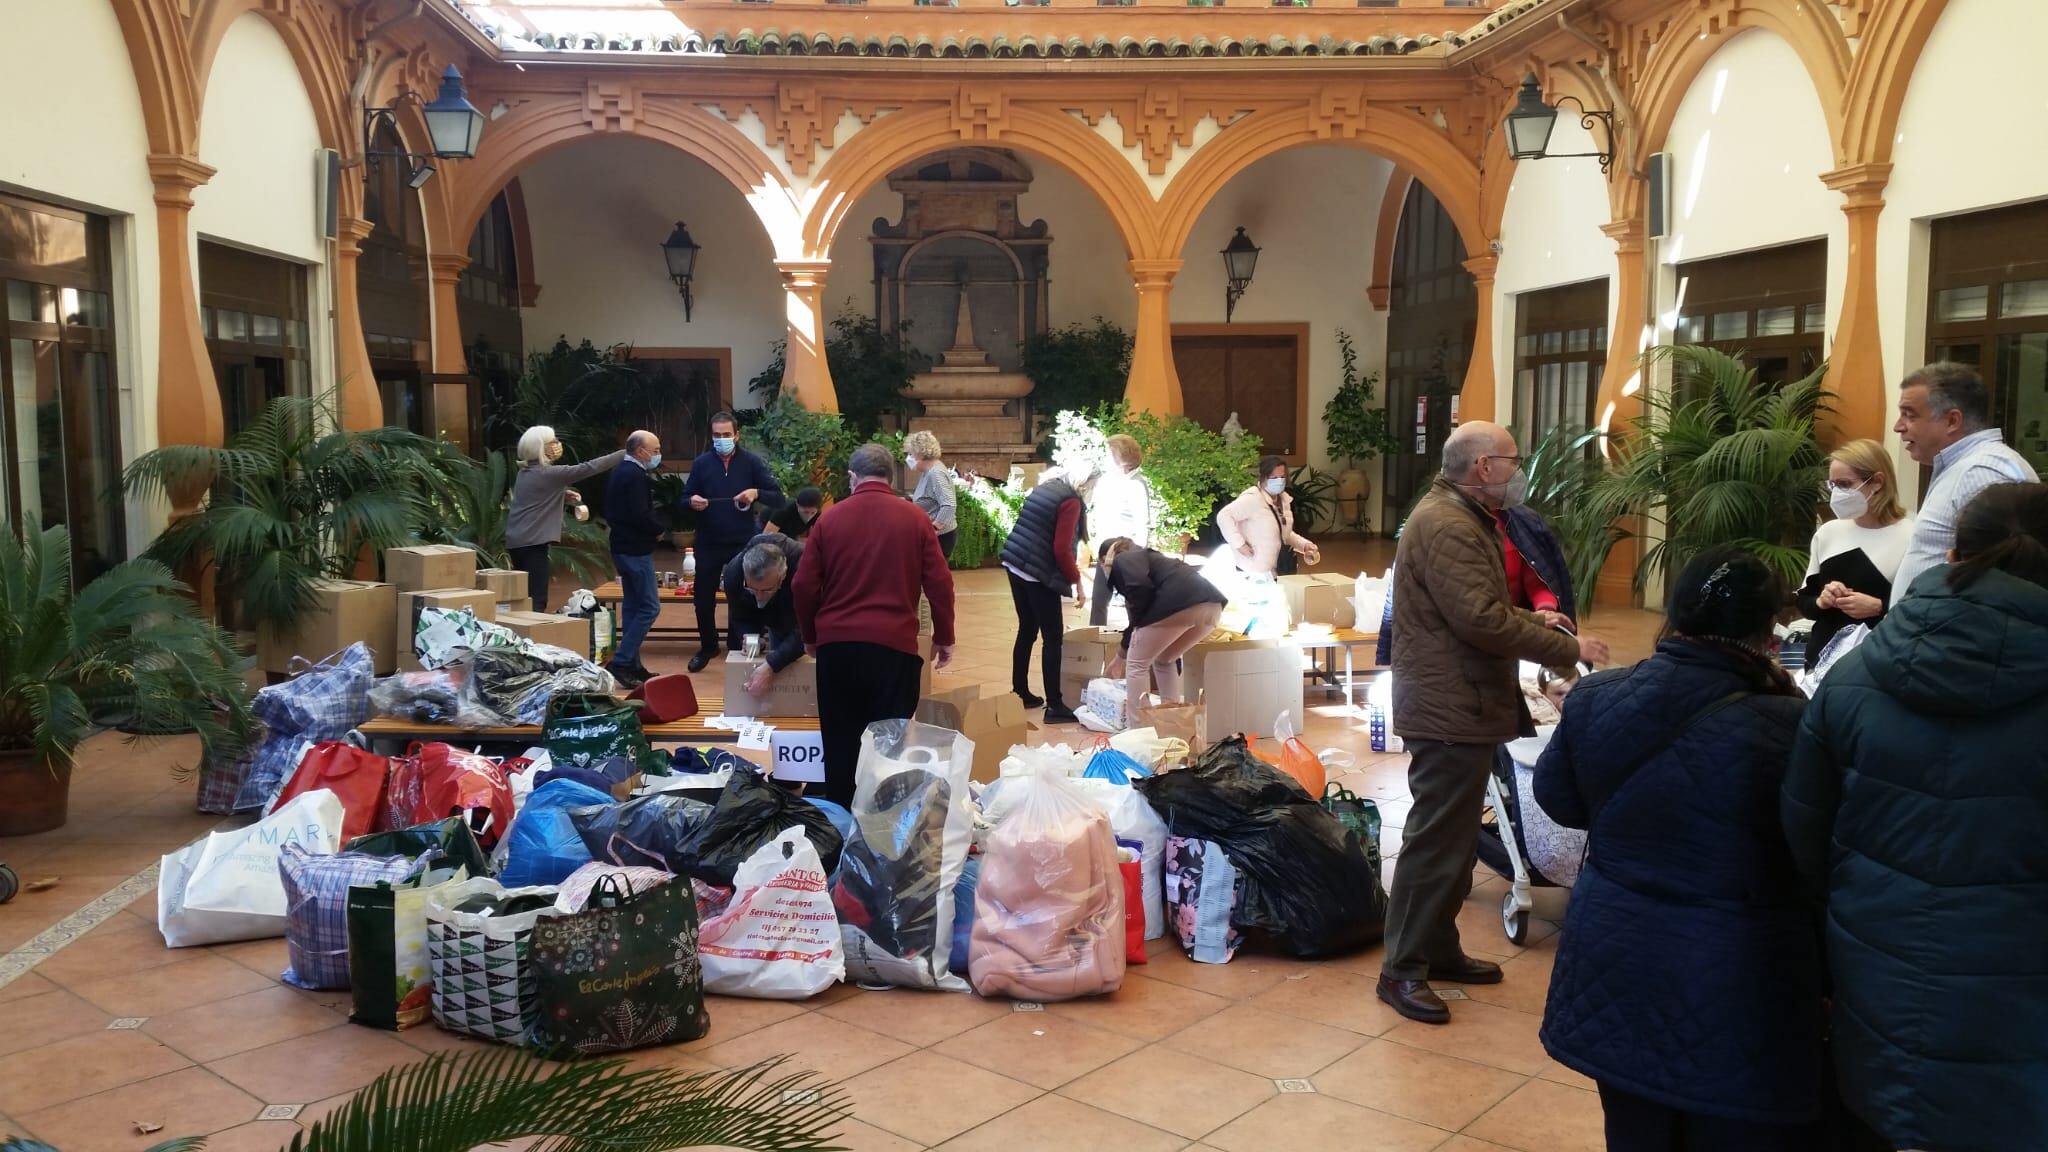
top-left (0, 539), bottom-right (1665, 1151)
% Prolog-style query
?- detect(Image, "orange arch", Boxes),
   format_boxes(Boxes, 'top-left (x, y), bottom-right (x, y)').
top-left (1842, 0), bottom-right (1954, 168)
top-left (1368, 167), bottom-right (1412, 310)
top-left (801, 105), bottom-right (1160, 260)
top-left (450, 96), bottom-right (798, 251)
top-left (108, 0), bottom-right (201, 156)
top-left (1157, 104), bottom-right (1488, 263)
top-left (188, 0), bottom-right (352, 159)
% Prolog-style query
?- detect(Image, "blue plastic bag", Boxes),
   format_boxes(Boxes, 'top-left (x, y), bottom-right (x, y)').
top-left (500, 779), bottom-right (611, 887)
top-left (805, 797), bottom-right (855, 848)
top-left (1083, 747), bottom-right (1152, 785)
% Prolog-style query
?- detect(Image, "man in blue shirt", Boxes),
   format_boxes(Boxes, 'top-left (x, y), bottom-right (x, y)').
top-left (1891, 362), bottom-right (2039, 601)
top-left (605, 429), bottom-right (664, 686)
top-left (681, 412), bottom-right (783, 672)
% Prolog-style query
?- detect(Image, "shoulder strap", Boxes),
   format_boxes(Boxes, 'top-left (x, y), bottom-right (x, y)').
top-left (1588, 689), bottom-right (1756, 839)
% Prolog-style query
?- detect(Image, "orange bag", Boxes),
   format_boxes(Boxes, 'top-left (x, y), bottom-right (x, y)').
top-left (272, 741), bottom-right (389, 843)
top-left (1249, 713), bottom-right (1327, 797)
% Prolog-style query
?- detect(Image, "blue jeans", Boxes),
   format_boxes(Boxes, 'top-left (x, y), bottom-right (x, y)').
top-left (612, 552), bottom-right (659, 666)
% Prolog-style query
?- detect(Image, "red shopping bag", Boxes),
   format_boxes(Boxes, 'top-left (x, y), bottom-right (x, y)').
top-left (273, 741), bottom-right (389, 843)
top-left (1119, 854), bottom-right (1147, 966)
top-left (388, 742), bottom-right (514, 849)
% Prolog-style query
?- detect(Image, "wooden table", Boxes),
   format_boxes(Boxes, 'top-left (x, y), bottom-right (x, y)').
top-left (591, 580), bottom-right (727, 649)
top-left (356, 685), bottom-right (818, 753)
top-left (1290, 627), bottom-right (1385, 705)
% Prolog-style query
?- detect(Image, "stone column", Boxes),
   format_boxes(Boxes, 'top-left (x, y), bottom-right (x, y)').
top-left (1125, 259), bottom-right (1184, 415)
top-left (1459, 253), bottom-right (1499, 424)
top-left (1821, 163), bottom-right (1895, 444)
top-left (1593, 218), bottom-right (1649, 610)
top-left (428, 253), bottom-right (471, 375)
top-left (333, 216), bottom-right (383, 432)
top-left (147, 153), bottom-right (222, 500)
top-left (776, 260), bottom-right (837, 413)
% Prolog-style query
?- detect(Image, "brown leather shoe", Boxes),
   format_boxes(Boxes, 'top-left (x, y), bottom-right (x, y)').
top-left (1428, 955), bottom-right (1505, 985)
top-left (1376, 976), bottom-right (1451, 1025)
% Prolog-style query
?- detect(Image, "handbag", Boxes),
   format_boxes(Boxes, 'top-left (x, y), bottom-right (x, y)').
top-left (544, 693), bottom-right (663, 775)
top-left (426, 877), bottom-right (560, 1044)
top-left (271, 741), bottom-right (390, 843)
top-left (529, 871), bottom-right (710, 1057)
top-left (347, 862), bottom-right (470, 1029)
top-left (347, 816), bottom-right (494, 880)
top-left (1321, 782), bottom-right (1383, 872)
top-left (385, 743), bottom-right (514, 849)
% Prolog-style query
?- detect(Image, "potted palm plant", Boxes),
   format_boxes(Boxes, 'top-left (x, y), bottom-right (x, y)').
top-left (1321, 330), bottom-right (1399, 531)
top-left (0, 523), bottom-right (255, 836)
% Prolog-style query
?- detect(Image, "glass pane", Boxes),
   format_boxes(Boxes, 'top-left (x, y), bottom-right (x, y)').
top-left (10, 338), bottom-right (66, 536)
top-left (1594, 325), bottom-right (1609, 351)
top-left (6, 281), bottom-right (33, 323)
top-left (1932, 341), bottom-right (1982, 369)
top-left (1937, 285), bottom-right (1990, 323)
top-left (1566, 361), bottom-right (1591, 429)
top-left (251, 313), bottom-right (284, 344)
top-left (1998, 332), bottom-right (2048, 475)
top-left (2001, 279), bottom-right (2048, 319)
top-left (1566, 328), bottom-right (1590, 353)
top-left (1756, 306), bottom-right (1798, 337)
top-left (1514, 368), bottom-right (1534, 436)
top-left (1537, 364), bottom-right (1562, 433)
top-left (1539, 331), bottom-right (1564, 355)
top-left (1678, 315), bottom-right (1706, 344)
top-left (201, 305), bottom-right (216, 338)
top-left (62, 347), bottom-right (122, 580)
top-left (60, 289), bottom-right (109, 328)
top-left (1712, 311), bottom-right (1750, 341)
top-left (1515, 334), bottom-right (1535, 357)
top-left (1803, 303), bottom-right (1826, 333)
top-left (292, 320), bottom-right (309, 349)
top-left (217, 309), bottom-right (249, 342)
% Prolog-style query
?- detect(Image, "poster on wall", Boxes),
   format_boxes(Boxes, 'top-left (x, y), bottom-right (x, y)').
top-left (1415, 397), bottom-right (1429, 429)
top-left (1450, 396), bottom-right (1461, 427)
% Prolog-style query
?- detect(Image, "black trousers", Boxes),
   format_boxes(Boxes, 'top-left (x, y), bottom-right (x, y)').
top-left (1381, 739), bottom-right (1494, 980)
top-left (1598, 1083), bottom-right (1822, 1152)
top-left (693, 544), bottom-right (740, 653)
top-left (816, 641), bottom-right (926, 808)
top-left (937, 530), bottom-right (957, 560)
top-left (1008, 571), bottom-right (1066, 709)
top-left (508, 544), bottom-right (550, 611)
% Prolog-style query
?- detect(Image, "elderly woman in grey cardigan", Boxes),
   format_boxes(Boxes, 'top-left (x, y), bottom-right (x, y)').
top-left (507, 425), bottom-right (626, 610)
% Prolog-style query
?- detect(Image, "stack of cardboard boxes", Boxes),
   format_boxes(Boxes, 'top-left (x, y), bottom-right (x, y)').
top-left (384, 546), bottom-right (597, 671)
top-left (256, 579), bottom-right (400, 675)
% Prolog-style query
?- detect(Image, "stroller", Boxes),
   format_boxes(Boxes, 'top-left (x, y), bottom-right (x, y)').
top-left (1477, 732), bottom-right (1584, 943)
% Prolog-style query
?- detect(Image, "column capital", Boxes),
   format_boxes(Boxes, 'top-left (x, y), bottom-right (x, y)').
top-left (776, 259), bottom-right (832, 290)
top-left (147, 153), bottom-right (216, 209)
top-left (1461, 252), bottom-right (1500, 282)
top-left (428, 252), bottom-right (472, 283)
top-left (1128, 258), bottom-right (1182, 289)
top-left (1820, 162), bottom-right (1894, 208)
top-left (336, 215), bottom-right (377, 254)
top-left (1600, 218), bottom-right (1646, 252)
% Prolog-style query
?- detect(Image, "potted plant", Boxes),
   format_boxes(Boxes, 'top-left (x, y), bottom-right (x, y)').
top-left (1321, 329), bottom-right (1399, 531)
top-left (0, 522), bottom-right (255, 836)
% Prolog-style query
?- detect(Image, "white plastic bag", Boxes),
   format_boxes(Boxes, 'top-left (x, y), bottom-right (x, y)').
top-left (414, 606), bottom-right (520, 670)
top-left (159, 788), bottom-right (345, 947)
top-left (969, 769), bottom-right (1125, 1001)
top-left (833, 719), bottom-right (976, 992)
top-left (700, 828), bottom-right (845, 999)
top-left (1070, 778), bottom-right (1169, 941)
top-left (1108, 726), bottom-right (1191, 771)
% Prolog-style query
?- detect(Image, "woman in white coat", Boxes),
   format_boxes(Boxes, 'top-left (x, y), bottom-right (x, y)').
top-left (1216, 455), bottom-right (1319, 579)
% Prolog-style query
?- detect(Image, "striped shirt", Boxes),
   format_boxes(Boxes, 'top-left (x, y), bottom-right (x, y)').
top-left (1892, 428), bottom-right (2039, 602)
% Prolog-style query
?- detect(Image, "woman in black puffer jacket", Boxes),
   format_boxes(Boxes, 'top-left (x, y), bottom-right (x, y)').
top-left (1534, 547), bottom-right (1823, 1151)
top-left (1786, 482), bottom-right (2048, 1152)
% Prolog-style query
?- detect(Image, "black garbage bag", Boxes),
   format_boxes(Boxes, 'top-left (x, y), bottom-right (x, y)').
top-left (569, 767), bottom-right (844, 886)
top-left (1135, 735), bottom-right (1386, 958)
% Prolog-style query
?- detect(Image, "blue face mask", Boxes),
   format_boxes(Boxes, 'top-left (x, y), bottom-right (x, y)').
top-left (712, 436), bottom-right (736, 456)
top-left (643, 452), bottom-right (663, 471)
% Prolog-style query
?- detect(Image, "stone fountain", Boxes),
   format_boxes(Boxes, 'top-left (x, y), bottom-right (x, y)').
top-left (904, 283), bottom-right (1039, 478)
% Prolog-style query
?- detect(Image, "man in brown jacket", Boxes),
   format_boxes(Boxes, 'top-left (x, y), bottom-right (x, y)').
top-left (1378, 421), bottom-right (1609, 1025)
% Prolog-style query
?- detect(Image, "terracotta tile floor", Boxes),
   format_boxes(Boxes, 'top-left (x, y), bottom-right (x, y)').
top-left (0, 538), bottom-right (1667, 1151)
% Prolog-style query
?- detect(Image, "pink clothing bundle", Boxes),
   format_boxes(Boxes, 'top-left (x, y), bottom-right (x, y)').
top-left (969, 773), bottom-right (1127, 1002)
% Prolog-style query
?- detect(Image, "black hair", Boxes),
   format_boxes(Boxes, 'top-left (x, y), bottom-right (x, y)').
top-left (1905, 361), bottom-right (1991, 430)
top-left (752, 493), bottom-right (786, 529)
top-left (1950, 482), bottom-right (2048, 592)
top-left (1257, 455), bottom-right (1288, 480)
top-left (1663, 546), bottom-right (1786, 646)
top-left (794, 486), bottom-right (823, 508)
top-left (709, 410), bottom-right (738, 432)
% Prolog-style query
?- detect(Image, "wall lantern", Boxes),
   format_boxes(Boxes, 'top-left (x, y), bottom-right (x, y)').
top-left (1222, 227), bottom-right (1260, 323)
top-left (1503, 72), bottom-right (1616, 175)
top-left (662, 221), bottom-right (702, 321)
top-left (361, 65), bottom-right (486, 188)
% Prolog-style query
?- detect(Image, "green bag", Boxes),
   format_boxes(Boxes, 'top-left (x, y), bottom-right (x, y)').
top-left (347, 817), bottom-right (494, 879)
top-left (544, 693), bottom-right (663, 775)
top-left (346, 863), bottom-right (468, 1030)
top-left (1322, 782), bottom-right (1383, 872)
top-left (529, 872), bottom-right (709, 1057)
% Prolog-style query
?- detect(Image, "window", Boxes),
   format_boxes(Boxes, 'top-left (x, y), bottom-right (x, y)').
top-left (1926, 198), bottom-right (2048, 474)
top-left (201, 241), bottom-right (311, 439)
top-left (0, 193), bottom-right (126, 583)
top-left (1513, 278), bottom-right (1609, 446)
top-left (463, 192), bottom-right (524, 454)
top-left (360, 122), bottom-right (429, 434)
top-left (1674, 240), bottom-right (1826, 387)
top-left (1383, 182), bottom-right (1476, 526)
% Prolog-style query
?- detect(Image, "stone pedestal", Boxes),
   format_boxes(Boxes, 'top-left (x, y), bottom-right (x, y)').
top-left (906, 284), bottom-right (1039, 478)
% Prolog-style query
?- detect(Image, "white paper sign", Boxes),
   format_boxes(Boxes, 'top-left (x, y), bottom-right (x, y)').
top-left (738, 720), bottom-right (776, 750)
top-left (769, 729), bottom-right (826, 783)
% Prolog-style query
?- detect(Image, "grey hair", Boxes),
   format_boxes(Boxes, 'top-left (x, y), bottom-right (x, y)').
top-left (516, 425), bottom-right (556, 465)
top-left (741, 543), bottom-right (788, 584)
top-left (1906, 361), bottom-right (1991, 431)
top-left (625, 430), bottom-right (653, 453)
top-left (1439, 425), bottom-right (1493, 482)
top-left (848, 442), bottom-right (894, 479)
top-left (904, 430), bottom-right (942, 461)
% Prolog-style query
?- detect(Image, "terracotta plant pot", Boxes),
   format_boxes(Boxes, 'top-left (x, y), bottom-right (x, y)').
top-left (1337, 467), bottom-right (1371, 529)
top-left (0, 749), bottom-right (69, 836)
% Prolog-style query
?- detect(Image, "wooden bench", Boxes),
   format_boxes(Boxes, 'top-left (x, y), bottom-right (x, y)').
top-left (591, 579), bottom-right (727, 649)
top-left (355, 685), bottom-right (817, 753)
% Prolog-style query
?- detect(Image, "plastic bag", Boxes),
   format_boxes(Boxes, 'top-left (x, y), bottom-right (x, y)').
top-left (1135, 735), bottom-right (1385, 958)
top-left (500, 779), bottom-right (610, 887)
top-left (413, 606), bottom-right (519, 670)
top-left (1083, 747), bottom-right (1152, 785)
top-left (368, 668), bottom-right (502, 727)
top-left (387, 743), bottom-right (515, 849)
top-left (269, 741), bottom-right (390, 843)
top-left (545, 693), bottom-right (662, 775)
top-left (1079, 677), bottom-right (1127, 732)
top-left (347, 817), bottom-right (494, 881)
top-left (279, 843), bottom-right (417, 990)
top-left (699, 828), bottom-right (845, 999)
top-left (833, 719), bottom-right (976, 991)
top-left (571, 767), bottom-right (843, 887)
top-left (470, 646), bottom-right (615, 725)
top-left (1107, 726), bottom-right (1189, 771)
top-left (1263, 711), bottom-right (1328, 798)
top-left (969, 769), bottom-right (1125, 1001)
top-left (1118, 847), bottom-right (1147, 965)
top-left (1069, 778), bottom-right (1168, 941)
top-left (948, 855), bottom-right (982, 978)
top-left (1320, 783), bottom-right (1383, 873)
top-left (159, 789), bottom-right (346, 947)
top-left (235, 643), bottom-right (375, 810)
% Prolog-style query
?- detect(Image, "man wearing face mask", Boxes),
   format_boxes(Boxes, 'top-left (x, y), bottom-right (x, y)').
top-left (683, 412), bottom-right (784, 672)
top-left (1378, 421), bottom-right (1610, 1026)
top-left (722, 534), bottom-right (804, 698)
top-left (605, 429), bottom-right (666, 687)
top-left (767, 487), bottom-right (825, 539)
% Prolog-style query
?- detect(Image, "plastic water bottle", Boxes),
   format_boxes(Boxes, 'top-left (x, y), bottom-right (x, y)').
top-left (682, 548), bottom-right (696, 580)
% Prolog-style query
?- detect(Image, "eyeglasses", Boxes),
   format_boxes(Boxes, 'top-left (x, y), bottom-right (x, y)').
top-left (1484, 454), bottom-right (1525, 467)
top-left (1824, 476), bottom-right (1871, 492)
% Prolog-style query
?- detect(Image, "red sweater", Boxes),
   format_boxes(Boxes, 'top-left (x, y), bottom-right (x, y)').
top-left (794, 478), bottom-right (956, 654)
top-left (1496, 512), bottom-right (1558, 614)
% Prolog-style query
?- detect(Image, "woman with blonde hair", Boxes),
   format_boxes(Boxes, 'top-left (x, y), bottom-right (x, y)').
top-left (507, 425), bottom-right (626, 610)
top-left (1796, 437), bottom-right (1913, 665)
top-left (1087, 433), bottom-right (1155, 625)
top-left (905, 429), bottom-right (958, 559)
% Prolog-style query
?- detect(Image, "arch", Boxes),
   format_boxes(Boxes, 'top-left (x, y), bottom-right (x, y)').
top-left (801, 105), bottom-right (1159, 261)
top-left (1842, 0), bottom-right (1953, 169)
top-left (502, 178), bottom-right (542, 307)
top-left (1158, 104), bottom-right (1488, 264)
top-left (189, 0), bottom-right (351, 159)
top-left (107, 0), bottom-right (201, 156)
top-left (451, 96), bottom-right (801, 258)
top-left (1368, 166), bottom-right (1412, 310)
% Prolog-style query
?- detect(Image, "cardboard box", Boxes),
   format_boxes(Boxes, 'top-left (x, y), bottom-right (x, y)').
top-left (385, 544), bottom-right (477, 593)
top-left (916, 680), bottom-right (1030, 784)
top-left (497, 609), bottom-right (592, 657)
top-left (1199, 643), bottom-right (1305, 742)
top-left (496, 597), bottom-right (532, 615)
top-left (395, 587), bottom-right (498, 671)
top-left (1059, 626), bottom-right (1121, 708)
top-left (257, 579), bottom-right (398, 675)
top-left (721, 652), bottom-right (819, 717)
top-left (476, 568), bottom-right (527, 602)
top-left (1180, 631), bottom-right (1282, 699)
top-left (1280, 574), bottom-right (1357, 629)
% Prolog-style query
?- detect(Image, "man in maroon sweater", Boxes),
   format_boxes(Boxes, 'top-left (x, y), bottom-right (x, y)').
top-left (793, 442), bottom-right (957, 805)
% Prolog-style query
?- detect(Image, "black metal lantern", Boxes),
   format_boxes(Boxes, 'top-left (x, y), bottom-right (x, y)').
top-left (662, 221), bottom-right (701, 320)
top-left (1501, 72), bottom-right (1617, 175)
top-left (421, 66), bottom-right (487, 160)
top-left (1222, 227), bottom-right (1260, 323)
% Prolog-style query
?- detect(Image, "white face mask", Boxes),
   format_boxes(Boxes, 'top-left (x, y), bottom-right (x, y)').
top-left (1829, 484), bottom-right (1870, 521)
top-left (1262, 477), bottom-right (1286, 496)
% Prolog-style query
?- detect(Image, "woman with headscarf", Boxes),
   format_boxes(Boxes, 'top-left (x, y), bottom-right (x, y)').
top-left (506, 425), bottom-right (626, 611)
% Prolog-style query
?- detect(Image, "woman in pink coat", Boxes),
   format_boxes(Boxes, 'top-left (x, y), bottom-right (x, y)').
top-left (1216, 455), bottom-right (1321, 578)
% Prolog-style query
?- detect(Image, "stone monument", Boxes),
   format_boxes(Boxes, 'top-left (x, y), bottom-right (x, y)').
top-left (905, 282), bottom-right (1035, 478)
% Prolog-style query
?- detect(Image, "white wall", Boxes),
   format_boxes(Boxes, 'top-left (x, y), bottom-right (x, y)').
top-left (519, 134), bottom-right (785, 393)
top-left (1491, 118), bottom-right (1618, 427)
top-left (1880, 0), bottom-right (2048, 501)
top-left (193, 12), bottom-right (333, 395)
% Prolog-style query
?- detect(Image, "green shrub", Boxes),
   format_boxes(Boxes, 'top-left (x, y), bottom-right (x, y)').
top-left (1053, 405), bottom-right (1263, 544)
top-left (745, 308), bottom-right (923, 439)
top-left (1022, 319), bottom-right (1133, 417)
